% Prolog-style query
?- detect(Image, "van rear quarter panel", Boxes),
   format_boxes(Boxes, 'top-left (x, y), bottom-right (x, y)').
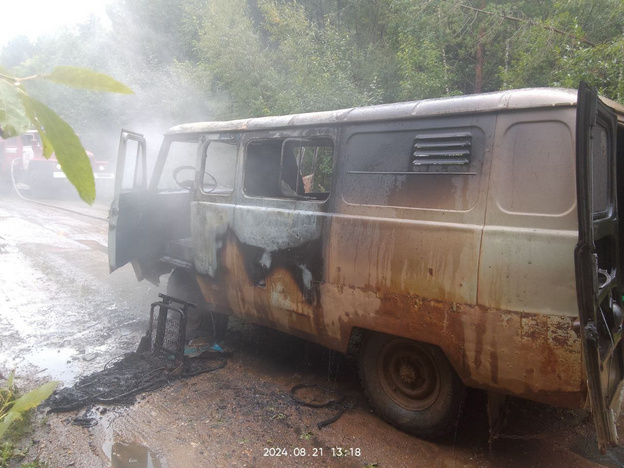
top-left (477, 108), bottom-right (582, 405)
top-left (329, 109), bottom-right (583, 407)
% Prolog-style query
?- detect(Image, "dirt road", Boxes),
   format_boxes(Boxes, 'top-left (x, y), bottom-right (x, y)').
top-left (1, 191), bottom-right (624, 467)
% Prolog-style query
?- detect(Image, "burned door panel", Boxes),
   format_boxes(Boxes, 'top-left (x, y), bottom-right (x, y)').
top-left (192, 202), bottom-right (235, 278)
top-left (236, 134), bottom-right (333, 336)
top-left (109, 131), bottom-right (201, 283)
top-left (109, 131), bottom-right (148, 275)
top-left (192, 203), bottom-right (239, 316)
top-left (190, 137), bottom-right (241, 313)
top-left (233, 209), bottom-right (324, 305)
top-left (192, 132), bottom-right (335, 338)
top-left (232, 207), bottom-right (328, 332)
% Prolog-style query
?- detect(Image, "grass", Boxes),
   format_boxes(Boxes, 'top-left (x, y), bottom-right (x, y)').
top-left (1, 441), bottom-right (49, 467)
top-left (0, 372), bottom-right (57, 468)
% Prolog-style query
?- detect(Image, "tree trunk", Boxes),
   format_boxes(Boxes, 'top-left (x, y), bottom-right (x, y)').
top-left (475, 0), bottom-right (486, 93)
top-left (475, 33), bottom-right (484, 93)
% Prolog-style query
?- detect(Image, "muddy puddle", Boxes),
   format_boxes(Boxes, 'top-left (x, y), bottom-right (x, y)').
top-left (103, 434), bottom-right (167, 468)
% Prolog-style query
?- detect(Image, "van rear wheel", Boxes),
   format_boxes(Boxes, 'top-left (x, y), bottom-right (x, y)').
top-left (359, 333), bottom-right (464, 438)
top-left (166, 269), bottom-right (229, 341)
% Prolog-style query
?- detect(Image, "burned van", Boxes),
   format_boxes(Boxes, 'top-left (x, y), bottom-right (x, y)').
top-left (109, 84), bottom-right (624, 450)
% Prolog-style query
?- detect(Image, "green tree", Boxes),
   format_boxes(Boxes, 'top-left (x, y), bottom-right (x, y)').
top-left (3, 0), bottom-right (624, 169)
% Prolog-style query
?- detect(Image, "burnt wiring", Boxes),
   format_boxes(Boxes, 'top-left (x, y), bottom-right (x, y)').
top-left (290, 383), bottom-right (354, 429)
top-left (47, 351), bottom-right (228, 416)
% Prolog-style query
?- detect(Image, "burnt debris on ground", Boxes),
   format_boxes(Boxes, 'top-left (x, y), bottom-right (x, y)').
top-left (46, 293), bottom-right (229, 415)
top-left (46, 351), bottom-right (227, 414)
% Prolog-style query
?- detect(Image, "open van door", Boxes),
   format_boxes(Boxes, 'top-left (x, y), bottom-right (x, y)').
top-left (108, 130), bottom-right (148, 276)
top-left (575, 82), bottom-right (624, 453)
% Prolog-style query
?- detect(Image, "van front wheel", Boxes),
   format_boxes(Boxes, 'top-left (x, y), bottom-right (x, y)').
top-left (359, 333), bottom-right (464, 438)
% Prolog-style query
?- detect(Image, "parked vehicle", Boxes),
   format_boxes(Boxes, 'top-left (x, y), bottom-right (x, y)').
top-left (108, 84), bottom-right (624, 451)
top-left (0, 130), bottom-right (113, 195)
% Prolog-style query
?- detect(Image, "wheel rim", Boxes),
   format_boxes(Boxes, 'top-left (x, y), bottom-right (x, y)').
top-left (377, 340), bottom-right (441, 411)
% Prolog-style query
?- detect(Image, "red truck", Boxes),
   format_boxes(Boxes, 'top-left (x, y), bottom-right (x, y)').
top-left (0, 130), bottom-right (113, 196)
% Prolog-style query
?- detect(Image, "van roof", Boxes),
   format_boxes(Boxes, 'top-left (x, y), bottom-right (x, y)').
top-left (167, 87), bottom-right (624, 135)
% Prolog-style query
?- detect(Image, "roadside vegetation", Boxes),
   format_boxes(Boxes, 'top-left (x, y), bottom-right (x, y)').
top-left (0, 373), bottom-right (57, 468)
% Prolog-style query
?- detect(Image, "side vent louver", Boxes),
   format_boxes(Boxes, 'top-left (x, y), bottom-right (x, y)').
top-left (411, 133), bottom-right (472, 171)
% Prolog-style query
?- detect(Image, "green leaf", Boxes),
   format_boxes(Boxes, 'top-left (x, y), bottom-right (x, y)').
top-left (44, 66), bottom-right (134, 94)
top-left (21, 102), bottom-right (53, 158)
top-left (9, 381), bottom-right (58, 414)
top-left (6, 371), bottom-right (14, 390)
top-left (0, 79), bottom-right (30, 139)
top-left (19, 93), bottom-right (96, 204)
top-left (19, 93), bottom-right (53, 157)
top-left (0, 411), bottom-right (18, 440)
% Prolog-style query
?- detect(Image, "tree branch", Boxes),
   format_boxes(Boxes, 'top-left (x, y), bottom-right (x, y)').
top-left (459, 3), bottom-right (596, 47)
top-left (0, 73), bottom-right (40, 84)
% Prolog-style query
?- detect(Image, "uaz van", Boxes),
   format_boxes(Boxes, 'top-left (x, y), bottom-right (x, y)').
top-left (109, 84), bottom-right (624, 451)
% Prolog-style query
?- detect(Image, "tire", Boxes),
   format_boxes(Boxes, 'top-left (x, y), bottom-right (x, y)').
top-left (166, 269), bottom-right (229, 341)
top-left (359, 333), bottom-right (464, 438)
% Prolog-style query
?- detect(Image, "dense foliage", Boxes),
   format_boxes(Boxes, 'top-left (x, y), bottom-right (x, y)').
top-left (2, 0), bottom-right (623, 160)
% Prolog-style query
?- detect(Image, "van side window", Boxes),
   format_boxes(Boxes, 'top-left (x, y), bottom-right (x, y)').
top-left (344, 128), bottom-right (484, 210)
top-left (201, 140), bottom-right (238, 195)
top-left (497, 121), bottom-right (574, 216)
top-left (591, 123), bottom-right (610, 215)
top-left (244, 138), bottom-right (333, 201)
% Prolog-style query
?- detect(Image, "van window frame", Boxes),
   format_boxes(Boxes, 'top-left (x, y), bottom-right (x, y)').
top-left (340, 120), bottom-right (487, 212)
top-left (241, 132), bottom-right (336, 205)
top-left (149, 133), bottom-right (201, 194)
top-left (486, 108), bottom-right (578, 227)
top-left (197, 136), bottom-right (240, 199)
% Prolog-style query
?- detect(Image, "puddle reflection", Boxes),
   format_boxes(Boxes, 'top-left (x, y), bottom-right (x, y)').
top-left (104, 439), bottom-right (165, 468)
top-left (24, 347), bottom-right (79, 383)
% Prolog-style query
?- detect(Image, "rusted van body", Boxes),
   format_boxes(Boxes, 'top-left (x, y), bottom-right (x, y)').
top-left (109, 86), bottom-right (624, 448)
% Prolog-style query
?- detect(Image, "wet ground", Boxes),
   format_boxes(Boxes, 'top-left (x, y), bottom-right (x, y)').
top-left (2, 189), bottom-right (624, 467)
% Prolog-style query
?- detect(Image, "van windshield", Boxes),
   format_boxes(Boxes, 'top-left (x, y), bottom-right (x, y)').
top-left (157, 139), bottom-right (199, 191)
